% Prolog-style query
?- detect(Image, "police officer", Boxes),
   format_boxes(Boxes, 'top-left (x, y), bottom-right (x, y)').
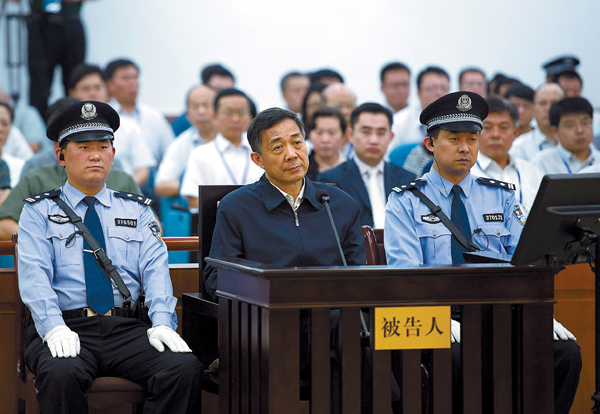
top-left (18, 101), bottom-right (202, 414)
top-left (384, 91), bottom-right (581, 414)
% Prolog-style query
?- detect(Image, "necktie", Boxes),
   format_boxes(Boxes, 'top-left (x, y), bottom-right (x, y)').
top-left (367, 167), bottom-right (386, 228)
top-left (83, 196), bottom-right (114, 314)
top-left (450, 185), bottom-right (471, 264)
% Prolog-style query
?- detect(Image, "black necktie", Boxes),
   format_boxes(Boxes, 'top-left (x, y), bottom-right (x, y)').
top-left (450, 185), bottom-right (471, 264)
top-left (83, 196), bottom-right (114, 314)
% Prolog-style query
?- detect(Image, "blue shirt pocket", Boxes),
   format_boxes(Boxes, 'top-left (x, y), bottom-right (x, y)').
top-left (107, 226), bottom-right (143, 270)
top-left (472, 223), bottom-right (510, 253)
top-left (415, 223), bottom-right (451, 263)
top-left (46, 223), bottom-right (81, 267)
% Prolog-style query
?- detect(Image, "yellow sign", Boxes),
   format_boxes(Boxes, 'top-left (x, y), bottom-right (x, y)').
top-left (374, 306), bottom-right (451, 350)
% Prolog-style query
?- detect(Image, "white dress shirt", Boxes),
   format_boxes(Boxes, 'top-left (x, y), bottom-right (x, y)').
top-left (471, 153), bottom-right (544, 217)
top-left (109, 99), bottom-right (175, 165)
top-left (1, 153), bottom-right (25, 188)
top-left (386, 105), bottom-right (425, 161)
top-left (354, 157), bottom-right (385, 199)
top-left (531, 143), bottom-right (600, 175)
top-left (155, 126), bottom-right (206, 185)
top-left (509, 128), bottom-right (555, 162)
top-left (180, 133), bottom-right (263, 198)
top-left (5, 126), bottom-right (34, 161)
top-left (113, 117), bottom-right (156, 176)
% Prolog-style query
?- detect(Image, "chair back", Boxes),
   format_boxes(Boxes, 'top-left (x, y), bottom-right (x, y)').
top-left (198, 185), bottom-right (242, 295)
top-left (12, 233), bottom-right (29, 384)
top-left (360, 225), bottom-right (386, 265)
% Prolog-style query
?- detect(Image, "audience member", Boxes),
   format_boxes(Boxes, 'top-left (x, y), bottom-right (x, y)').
top-left (68, 63), bottom-right (154, 186)
top-left (458, 67), bottom-right (487, 97)
top-left (543, 56), bottom-right (579, 84)
top-left (280, 71), bottom-right (310, 114)
top-left (155, 85), bottom-right (217, 197)
top-left (504, 83), bottom-right (536, 137)
top-left (180, 89), bottom-right (262, 208)
top-left (531, 97), bottom-right (598, 174)
top-left (471, 97), bottom-right (543, 216)
top-left (106, 59), bottom-right (174, 165)
top-left (306, 108), bottom-right (347, 180)
top-left (301, 82), bottom-right (327, 132)
top-left (510, 83), bottom-right (564, 161)
top-left (309, 68), bottom-right (344, 86)
top-left (386, 66), bottom-right (450, 158)
top-left (321, 83), bottom-right (357, 158)
top-left (0, 102), bottom-right (24, 188)
top-left (380, 62), bottom-right (411, 114)
top-left (318, 103), bottom-right (415, 228)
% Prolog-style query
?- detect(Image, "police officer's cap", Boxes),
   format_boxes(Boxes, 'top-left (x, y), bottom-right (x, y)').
top-left (420, 91), bottom-right (489, 133)
top-left (46, 101), bottom-right (120, 143)
top-left (542, 56), bottom-right (580, 76)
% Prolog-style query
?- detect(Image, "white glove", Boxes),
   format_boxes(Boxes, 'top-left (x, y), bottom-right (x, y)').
top-left (553, 318), bottom-right (576, 341)
top-left (147, 325), bottom-right (192, 353)
top-left (450, 319), bottom-right (461, 344)
top-left (44, 325), bottom-right (80, 358)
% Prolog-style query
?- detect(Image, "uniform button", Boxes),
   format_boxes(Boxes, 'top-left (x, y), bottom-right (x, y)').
top-left (433, 232), bottom-right (437, 236)
top-left (126, 236), bottom-right (129, 240)
top-left (59, 234), bottom-right (62, 238)
top-left (497, 232), bottom-right (501, 236)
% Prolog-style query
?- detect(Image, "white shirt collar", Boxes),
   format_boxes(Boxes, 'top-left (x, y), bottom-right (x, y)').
top-left (269, 177), bottom-right (305, 210)
top-left (214, 132), bottom-right (251, 151)
top-left (354, 156), bottom-right (384, 176)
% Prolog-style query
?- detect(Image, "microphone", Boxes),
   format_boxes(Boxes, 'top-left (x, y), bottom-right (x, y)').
top-left (315, 189), bottom-right (347, 266)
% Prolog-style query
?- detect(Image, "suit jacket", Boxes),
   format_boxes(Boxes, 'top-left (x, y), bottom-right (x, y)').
top-left (317, 159), bottom-right (416, 228)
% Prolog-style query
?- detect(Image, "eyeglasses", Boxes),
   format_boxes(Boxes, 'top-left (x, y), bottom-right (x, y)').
top-left (219, 109), bottom-right (250, 118)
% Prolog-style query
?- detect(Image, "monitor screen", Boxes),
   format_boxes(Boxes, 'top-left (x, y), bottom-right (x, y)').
top-left (510, 173), bottom-right (600, 268)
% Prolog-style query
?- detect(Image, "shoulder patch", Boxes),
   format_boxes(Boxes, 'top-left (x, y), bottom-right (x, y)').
top-left (392, 179), bottom-right (427, 194)
top-left (476, 177), bottom-right (515, 191)
top-left (24, 188), bottom-right (61, 203)
top-left (114, 191), bottom-right (153, 206)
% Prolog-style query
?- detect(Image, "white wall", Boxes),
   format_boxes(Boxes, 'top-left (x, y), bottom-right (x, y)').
top-left (2, 0), bottom-right (600, 115)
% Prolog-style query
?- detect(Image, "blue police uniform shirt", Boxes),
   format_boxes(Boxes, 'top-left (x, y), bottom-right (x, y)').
top-left (384, 167), bottom-right (525, 267)
top-left (18, 180), bottom-right (177, 338)
top-left (204, 174), bottom-right (366, 299)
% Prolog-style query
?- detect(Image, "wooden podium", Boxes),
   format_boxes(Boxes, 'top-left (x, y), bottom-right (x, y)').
top-left (185, 258), bottom-right (556, 414)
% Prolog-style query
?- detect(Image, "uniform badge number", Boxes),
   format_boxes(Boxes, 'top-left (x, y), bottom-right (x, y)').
top-left (148, 221), bottom-right (164, 246)
top-left (456, 94), bottom-right (472, 112)
top-left (512, 205), bottom-right (526, 226)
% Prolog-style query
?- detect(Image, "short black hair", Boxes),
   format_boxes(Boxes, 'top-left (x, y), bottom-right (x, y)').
top-left (493, 76), bottom-right (518, 96)
top-left (280, 71), bottom-right (306, 92)
top-left (458, 67), bottom-right (486, 85)
top-left (557, 71), bottom-right (583, 87)
top-left (67, 63), bottom-right (105, 91)
top-left (311, 107), bottom-right (346, 134)
top-left (350, 102), bottom-right (393, 129)
top-left (549, 97), bottom-right (593, 127)
top-left (504, 82), bottom-right (535, 102)
top-left (104, 59), bottom-right (139, 80)
top-left (214, 88), bottom-right (250, 112)
top-left (486, 97), bottom-right (520, 128)
top-left (247, 107), bottom-right (304, 154)
top-left (309, 69), bottom-right (344, 85)
top-left (301, 82), bottom-right (327, 127)
top-left (0, 101), bottom-right (14, 123)
top-left (380, 62), bottom-right (411, 83)
top-left (416, 66), bottom-right (449, 90)
top-left (201, 64), bottom-right (235, 85)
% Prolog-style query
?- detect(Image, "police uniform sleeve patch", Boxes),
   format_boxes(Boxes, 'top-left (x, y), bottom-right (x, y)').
top-left (24, 188), bottom-right (61, 203)
top-left (476, 177), bottom-right (515, 191)
top-left (392, 179), bottom-right (426, 193)
top-left (513, 204), bottom-right (526, 226)
top-left (114, 191), bottom-right (153, 206)
top-left (148, 220), bottom-right (164, 246)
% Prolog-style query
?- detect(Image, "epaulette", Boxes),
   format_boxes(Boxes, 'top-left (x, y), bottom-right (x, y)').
top-left (114, 191), bottom-right (153, 206)
top-left (24, 188), bottom-right (61, 203)
top-left (476, 177), bottom-right (515, 191)
top-left (392, 179), bottom-right (427, 193)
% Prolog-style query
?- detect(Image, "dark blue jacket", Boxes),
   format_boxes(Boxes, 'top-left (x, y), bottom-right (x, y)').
top-left (204, 174), bottom-right (366, 299)
top-left (317, 159), bottom-right (416, 228)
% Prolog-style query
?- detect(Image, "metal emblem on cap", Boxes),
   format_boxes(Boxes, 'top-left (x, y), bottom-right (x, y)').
top-left (80, 103), bottom-right (98, 120)
top-left (456, 94), bottom-right (472, 112)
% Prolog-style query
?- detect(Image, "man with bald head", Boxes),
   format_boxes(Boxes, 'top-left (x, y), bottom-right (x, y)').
top-left (510, 83), bottom-right (565, 161)
top-left (155, 85), bottom-right (217, 197)
top-left (322, 83), bottom-right (357, 158)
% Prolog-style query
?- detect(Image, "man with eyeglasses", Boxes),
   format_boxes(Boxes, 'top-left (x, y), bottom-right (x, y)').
top-left (180, 89), bottom-right (263, 208)
top-left (380, 62), bottom-right (411, 115)
top-left (532, 97), bottom-right (598, 174)
top-left (386, 66), bottom-right (450, 159)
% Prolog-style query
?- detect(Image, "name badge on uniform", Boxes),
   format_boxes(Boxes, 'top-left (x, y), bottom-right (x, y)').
top-left (421, 214), bottom-right (441, 224)
top-left (48, 214), bottom-right (70, 224)
top-left (483, 213), bottom-right (504, 222)
top-left (115, 218), bottom-right (137, 228)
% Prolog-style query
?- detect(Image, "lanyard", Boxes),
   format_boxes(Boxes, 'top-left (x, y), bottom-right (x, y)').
top-left (215, 138), bottom-right (250, 185)
top-left (475, 161), bottom-right (523, 204)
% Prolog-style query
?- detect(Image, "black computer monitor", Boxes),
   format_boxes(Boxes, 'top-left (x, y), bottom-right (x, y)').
top-left (510, 173), bottom-right (600, 268)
